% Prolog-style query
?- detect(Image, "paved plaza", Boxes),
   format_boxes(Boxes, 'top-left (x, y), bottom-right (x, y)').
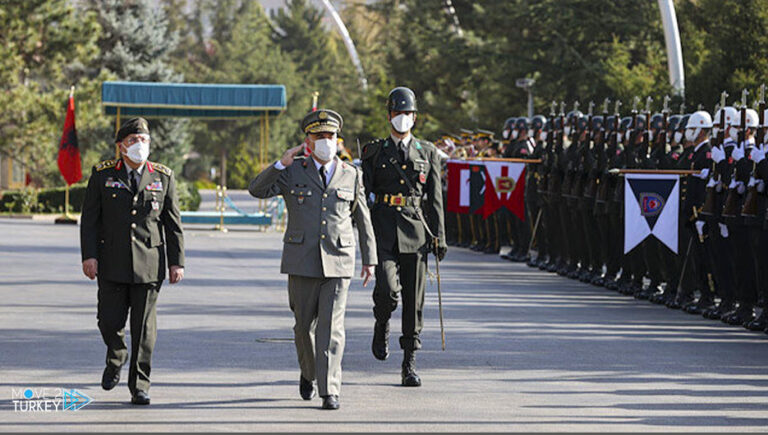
top-left (1, 196), bottom-right (768, 431)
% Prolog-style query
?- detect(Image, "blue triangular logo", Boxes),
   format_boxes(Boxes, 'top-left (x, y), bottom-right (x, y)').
top-left (63, 389), bottom-right (92, 411)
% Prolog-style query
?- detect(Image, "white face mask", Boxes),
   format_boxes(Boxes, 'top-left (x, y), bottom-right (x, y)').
top-left (728, 128), bottom-right (739, 141)
top-left (527, 129), bottom-right (534, 139)
top-left (564, 126), bottom-right (572, 137)
top-left (391, 113), bottom-right (414, 134)
top-left (685, 128), bottom-right (699, 143)
top-left (713, 127), bottom-right (720, 136)
top-left (312, 136), bottom-right (337, 161)
top-left (624, 130), bottom-right (631, 142)
top-left (511, 130), bottom-right (519, 140)
top-left (540, 131), bottom-right (548, 142)
top-left (615, 132), bottom-right (622, 143)
top-left (502, 129), bottom-right (510, 139)
top-left (674, 131), bottom-right (683, 144)
top-left (125, 139), bottom-right (150, 163)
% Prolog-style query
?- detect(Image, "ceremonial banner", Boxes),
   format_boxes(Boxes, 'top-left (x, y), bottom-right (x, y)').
top-left (624, 173), bottom-right (679, 254)
top-left (57, 93), bottom-right (82, 185)
top-left (446, 160), bottom-right (526, 220)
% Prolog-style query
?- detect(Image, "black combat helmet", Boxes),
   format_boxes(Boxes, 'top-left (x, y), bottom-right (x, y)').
top-left (619, 116), bottom-right (633, 132)
top-left (633, 115), bottom-right (647, 131)
top-left (591, 115), bottom-right (604, 133)
top-left (531, 115), bottom-right (547, 132)
top-left (576, 114), bottom-right (589, 133)
top-left (502, 117), bottom-right (517, 140)
top-left (514, 117), bottom-right (529, 131)
top-left (387, 87), bottom-right (418, 112)
top-left (650, 113), bottom-right (665, 132)
top-left (677, 114), bottom-right (690, 132)
top-left (605, 115), bottom-right (618, 132)
top-left (667, 115), bottom-right (682, 133)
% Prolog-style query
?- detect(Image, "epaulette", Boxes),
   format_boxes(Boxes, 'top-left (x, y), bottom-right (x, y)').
top-left (149, 161), bottom-right (172, 176)
top-left (95, 159), bottom-right (118, 172)
top-left (361, 139), bottom-right (384, 160)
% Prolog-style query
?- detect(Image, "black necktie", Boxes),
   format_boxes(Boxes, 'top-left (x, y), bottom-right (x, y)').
top-left (319, 166), bottom-right (327, 188)
top-left (130, 171), bottom-right (139, 192)
top-left (399, 141), bottom-right (407, 162)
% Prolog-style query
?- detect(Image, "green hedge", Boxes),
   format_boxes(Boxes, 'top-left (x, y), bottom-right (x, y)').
top-left (0, 179), bottom-right (200, 213)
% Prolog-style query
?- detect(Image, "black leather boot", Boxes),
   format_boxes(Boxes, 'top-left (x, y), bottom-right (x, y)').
top-left (372, 320), bottom-right (389, 361)
top-left (401, 350), bottom-right (421, 387)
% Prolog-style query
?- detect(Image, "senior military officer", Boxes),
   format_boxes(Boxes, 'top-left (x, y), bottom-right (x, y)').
top-left (249, 109), bottom-right (377, 410)
top-left (80, 117), bottom-right (184, 406)
top-left (362, 87), bottom-right (447, 387)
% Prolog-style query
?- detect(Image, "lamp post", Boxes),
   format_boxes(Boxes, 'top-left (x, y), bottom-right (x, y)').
top-left (516, 78), bottom-right (535, 118)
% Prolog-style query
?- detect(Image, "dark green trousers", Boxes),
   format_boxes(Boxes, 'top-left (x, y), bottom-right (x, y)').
top-left (373, 248), bottom-right (428, 351)
top-left (97, 278), bottom-right (160, 393)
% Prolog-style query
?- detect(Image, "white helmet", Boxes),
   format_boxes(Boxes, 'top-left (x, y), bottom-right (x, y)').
top-left (687, 110), bottom-right (713, 129)
top-left (728, 108), bottom-right (759, 128)
top-left (713, 106), bottom-right (738, 127)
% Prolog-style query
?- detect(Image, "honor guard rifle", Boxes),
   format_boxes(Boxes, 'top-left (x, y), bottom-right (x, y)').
top-left (722, 89), bottom-right (749, 218)
top-left (742, 84), bottom-right (765, 217)
top-left (701, 91), bottom-right (729, 216)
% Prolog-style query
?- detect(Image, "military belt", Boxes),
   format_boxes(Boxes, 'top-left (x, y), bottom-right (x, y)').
top-left (375, 193), bottom-right (421, 207)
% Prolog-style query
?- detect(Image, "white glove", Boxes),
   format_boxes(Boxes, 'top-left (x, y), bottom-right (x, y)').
top-left (719, 223), bottom-right (729, 238)
top-left (706, 177), bottom-right (718, 188)
top-left (694, 220), bottom-right (705, 237)
top-left (759, 180), bottom-right (766, 193)
top-left (696, 168), bottom-right (710, 179)
top-left (732, 143), bottom-right (745, 161)
top-left (710, 145), bottom-right (726, 163)
top-left (751, 144), bottom-right (766, 163)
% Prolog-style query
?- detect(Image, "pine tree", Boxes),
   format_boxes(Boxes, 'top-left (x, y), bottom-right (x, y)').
top-left (84, 0), bottom-right (190, 173)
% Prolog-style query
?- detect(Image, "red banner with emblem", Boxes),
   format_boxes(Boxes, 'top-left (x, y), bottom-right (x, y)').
top-left (446, 160), bottom-right (527, 221)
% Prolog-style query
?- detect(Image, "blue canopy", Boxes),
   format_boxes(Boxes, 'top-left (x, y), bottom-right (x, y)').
top-left (102, 81), bottom-right (286, 118)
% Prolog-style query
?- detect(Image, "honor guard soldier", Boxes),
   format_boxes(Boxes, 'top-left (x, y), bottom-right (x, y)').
top-left (249, 109), bottom-right (377, 410)
top-left (362, 87), bottom-right (447, 386)
top-left (80, 117), bottom-right (185, 406)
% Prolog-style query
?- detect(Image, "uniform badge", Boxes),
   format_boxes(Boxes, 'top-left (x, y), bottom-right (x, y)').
top-left (297, 196), bottom-right (305, 205)
top-left (151, 201), bottom-right (160, 210)
top-left (419, 172), bottom-right (427, 183)
top-left (146, 180), bottom-right (163, 191)
top-left (105, 177), bottom-right (129, 190)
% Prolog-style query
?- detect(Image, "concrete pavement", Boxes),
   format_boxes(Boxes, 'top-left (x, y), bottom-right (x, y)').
top-left (1, 215), bottom-right (768, 431)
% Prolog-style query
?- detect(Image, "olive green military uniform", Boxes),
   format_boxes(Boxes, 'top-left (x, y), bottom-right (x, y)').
top-left (80, 158), bottom-right (184, 394)
top-left (362, 136), bottom-right (446, 351)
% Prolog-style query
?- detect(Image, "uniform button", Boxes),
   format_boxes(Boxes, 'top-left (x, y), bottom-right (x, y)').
top-left (323, 193), bottom-right (328, 198)
top-left (112, 193), bottom-right (117, 198)
top-left (131, 236), bottom-right (136, 242)
top-left (322, 220), bottom-right (327, 225)
top-left (321, 234), bottom-right (326, 239)
top-left (322, 207), bottom-right (327, 211)
top-left (131, 209), bottom-right (137, 215)
top-left (396, 206), bottom-right (402, 211)
top-left (131, 223), bottom-right (137, 229)
top-left (400, 180), bottom-right (405, 184)
top-left (402, 165), bottom-right (407, 170)
top-left (133, 196), bottom-right (138, 202)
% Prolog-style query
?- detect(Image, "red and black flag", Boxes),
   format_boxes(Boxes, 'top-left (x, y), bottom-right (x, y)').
top-left (57, 91), bottom-right (82, 185)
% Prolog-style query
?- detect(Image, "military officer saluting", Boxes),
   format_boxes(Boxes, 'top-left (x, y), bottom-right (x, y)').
top-left (249, 109), bottom-right (377, 410)
top-left (362, 87), bottom-right (447, 387)
top-left (80, 117), bottom-right (185, 405)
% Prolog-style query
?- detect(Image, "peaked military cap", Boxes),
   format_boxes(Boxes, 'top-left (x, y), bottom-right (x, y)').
top-left (475, 129), bottom-right (494, 139)
top-left (459, 129), bottom-right (474, 138)
top-left (115, 117), bottom-right (150, 142)
top-left (301, 109), bottom-right (343, 134)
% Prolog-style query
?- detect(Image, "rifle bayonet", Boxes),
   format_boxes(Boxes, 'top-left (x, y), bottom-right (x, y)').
top-left (662, 95), bottom-right (670, 114)
top-left (588, 101), bottom-right (594, 117)
top-left (644, 96), bottom-right (653, 114)
top-left (631, 96), bottom-right (639, 114)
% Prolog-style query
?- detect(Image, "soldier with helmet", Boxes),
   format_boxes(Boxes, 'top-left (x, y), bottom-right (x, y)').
top-left (361, 87), bottom-right (446, 387)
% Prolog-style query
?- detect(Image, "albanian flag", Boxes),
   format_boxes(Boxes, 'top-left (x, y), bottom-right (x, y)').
top-left (57, 93), bottom-right (82, 185)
